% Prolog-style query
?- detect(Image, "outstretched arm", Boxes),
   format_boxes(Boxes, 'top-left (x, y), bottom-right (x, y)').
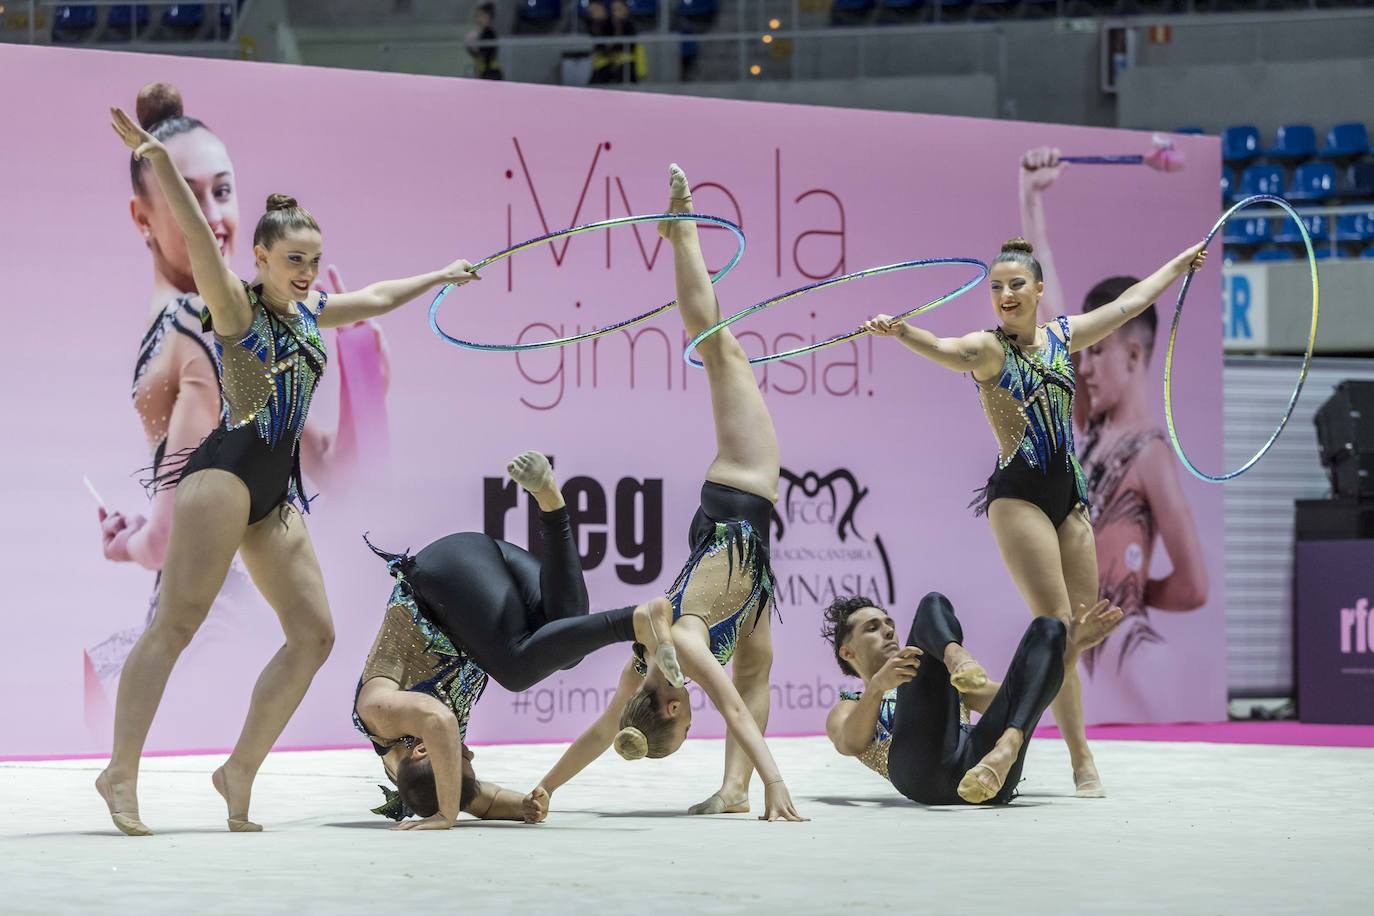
top-left (1066, 244), bottom-right (1206, 353)
top-left (1019, 147), bottom-right (1069, 323)
top-left (526, 660), bottom-right (641, 819)
top-left (316, 261), bottom-right (479, 328)
top-left (1139, 440), bottom-right (1210, 611)
top-left (465, 779), bottom-right (533, 822)
top-left (677, 637), bottom-right (806, 821)
top-left (111, 108), bottom-right (252, 336)
top-left (863, 316), bottom-right (1004, 380)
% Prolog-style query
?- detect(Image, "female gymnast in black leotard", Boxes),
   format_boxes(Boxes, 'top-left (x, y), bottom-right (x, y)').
top-left (864, 236), bottom-right (1205, 797)
top-left (352, 452), bottom-right (679, 830)
top-left (98, 108), bottom-right (480, 837)
top-left (824, 592), bottom-right (1122, 804)
top-left (522, 165), bottom-right (803, 824)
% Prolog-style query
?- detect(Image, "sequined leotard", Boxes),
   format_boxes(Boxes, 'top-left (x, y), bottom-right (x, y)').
top-left (353, 582), bottom-right (490, 753)
top-left (972, 315), bottom-right (1089, 528)
top-left (154, 282), bottom-right (328, 523)
top-left (1078, 422), bottom-right (1171, 674)
top-left (633, 481), bottom-right (776, 676)
top-left (839, 687), bottom-right (899, 779)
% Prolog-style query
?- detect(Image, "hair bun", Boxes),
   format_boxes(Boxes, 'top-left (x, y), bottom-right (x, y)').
top-left (613, 727), bottom-right (648, 760)
top-left (136, 82), bottom-right (184, 130)
top-left (1000, 236), bottom-right (1035, 255)
top-left (265, 193), bottom-right (299, 212)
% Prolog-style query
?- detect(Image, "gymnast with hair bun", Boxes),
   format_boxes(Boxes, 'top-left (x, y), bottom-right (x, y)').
top-left (863, 235), bottom-right (1206, 798)
top-left (98, 107), bottom-right (480, 837)
top-left (522, 164), bottom-right (805, 825)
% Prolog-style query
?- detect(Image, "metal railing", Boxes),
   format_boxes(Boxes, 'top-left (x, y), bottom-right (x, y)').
top-left (1224, 202), bottom-right (1374, 262)
top-left (352, 4), bottom-right (1374, 86)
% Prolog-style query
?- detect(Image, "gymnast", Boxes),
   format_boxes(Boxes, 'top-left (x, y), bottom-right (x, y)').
top-left (863, 236), bottom-right (1204, 796)
top-left (823, 593), bottom-right (1123, 804)
top-left (353, 452), bottom-right (680, 829)
top-left (523, 164), bottom-right (804, 824)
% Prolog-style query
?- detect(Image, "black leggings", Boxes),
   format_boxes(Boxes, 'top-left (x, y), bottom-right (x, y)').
top-left (402, 508), bottom-right (637, 693)
top-left (887, 592), bottom-right (1066, 805)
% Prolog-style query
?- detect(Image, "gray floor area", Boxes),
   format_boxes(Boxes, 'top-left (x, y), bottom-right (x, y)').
top-left (2, 736), bottom-right (1369, 914)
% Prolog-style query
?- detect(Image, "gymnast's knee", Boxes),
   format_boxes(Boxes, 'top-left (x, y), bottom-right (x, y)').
top-left (918, 591), bottom-right (953, 613)
top-left (1026, 615), bottom-right (1067, 652)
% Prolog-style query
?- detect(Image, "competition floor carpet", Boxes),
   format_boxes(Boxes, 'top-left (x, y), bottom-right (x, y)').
top-left (2, 734), bottom-right (1369, 914)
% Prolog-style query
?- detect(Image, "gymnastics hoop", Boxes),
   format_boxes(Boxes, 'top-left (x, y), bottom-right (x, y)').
top-left (1163, 193), bottom-right (1319, 482)
top-left (682, 257), bottom-right (989, 367)
top-left (428, 213), bottom-right (746, 352)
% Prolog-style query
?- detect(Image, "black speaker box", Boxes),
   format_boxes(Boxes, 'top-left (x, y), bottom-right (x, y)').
top-left (1295, 499), bottom-right (1374, 541)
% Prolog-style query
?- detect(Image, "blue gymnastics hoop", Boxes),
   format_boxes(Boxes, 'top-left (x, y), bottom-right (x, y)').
top-left (682, 257), bottom-right (989, 367)
top-left (429, 213), bottom-right (746, 352)
top-left (1163, 194), bottom-right (1320, 482)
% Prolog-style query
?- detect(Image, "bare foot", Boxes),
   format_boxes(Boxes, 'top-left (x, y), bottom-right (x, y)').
top-left (957, 729), bottom-right (1023, 804)
top-left (944, 643), bottom-right (988, 693)
top-left (507, 451), bottom-right (556, 500)
top-left (96, 768), bottom-right (152, 837)
top-left (633, 597), bottom-right (683, 687)
top-left (658, 163), bottom-right (693, 239)
top-left (1073, 760), bottom-right (1106, 798)
top-left (212, 764), bottom-right (263, 832)
top-left (687, 791), bottom-right (750, 815)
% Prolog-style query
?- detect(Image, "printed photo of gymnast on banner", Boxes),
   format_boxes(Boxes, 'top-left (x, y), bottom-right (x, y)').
top-left (1018, 144), bottom-right (1212, 724)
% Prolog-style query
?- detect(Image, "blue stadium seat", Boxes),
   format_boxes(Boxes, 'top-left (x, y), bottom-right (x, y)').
top-left (1320, 122), bottom-right (1369, 159)
top-left (1333, 211), bottom-right (1374, 243)
top-left (678, 0), bottom-right (720, 19)
top-left (107, 4), bottom-right (152, 33)
top-left (1273, 214), bottom-right (1329, 245)
top-left (1250, 247), bottom-right (1294, 262)
top-left (1344, 162), bottom-right (1374, 200)
top-left (220, 2), bottom-right (245, 32)
top-left (1222, 217), bottom-right (1272, 247)
top-left (1222, 125), bottom-right (1261, 163)
top-left (1221, 168), bottom-right (1234, 204)
top-left (628, 0), bottom-right (659, 16)
top-left (52, 5), bottom-right (98, 42)
top-left (1287, 162), bottom-right (1337, 203)
top-left (1239, 165), bottom-right (1286, 198)
top-left (832, 0), bottom-right (877, 11)
top-left (1311, 245), bottom-right (1337, 261)
top-left (1362, 245), bottom-right (1374, 259)
top-left (519, 0), bottom-right (563, 21)
top-left (1264, 124), bottom-right (1317, 161)
top-left (162, 4), bottom-right (205, 31)
top-left (1175, 126), bottom-right (1205, 135)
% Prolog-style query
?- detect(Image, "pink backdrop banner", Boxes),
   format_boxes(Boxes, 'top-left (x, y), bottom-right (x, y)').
top-left (0, 45), bottom-right (1226, 757)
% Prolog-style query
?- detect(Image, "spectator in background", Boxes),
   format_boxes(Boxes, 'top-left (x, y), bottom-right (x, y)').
top-left (588, 1), bottom-right (615, 83)
top-left (466, 2), bottom-right (503, 80)
top-left (591, 0), bottom-right (643, 84)
top-left (609, 0), bottom-right (643, 84)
